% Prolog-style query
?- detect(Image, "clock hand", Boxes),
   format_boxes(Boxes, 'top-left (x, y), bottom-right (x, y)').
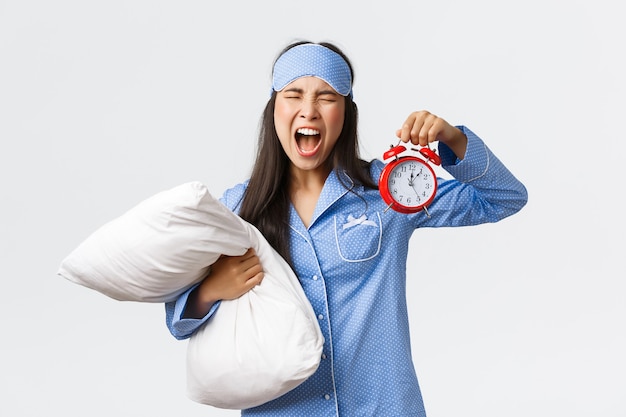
top-left (409, 182), bottom-right (421, 200)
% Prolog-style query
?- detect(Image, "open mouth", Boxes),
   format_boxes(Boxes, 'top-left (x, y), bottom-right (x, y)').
top-left (295, 128), bottom-right (322, 156)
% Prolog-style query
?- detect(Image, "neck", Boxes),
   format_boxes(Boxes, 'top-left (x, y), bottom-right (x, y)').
top-left (288, 164), bottom-right (331, 192)
top-left (288, 164), bottom-right (331, 228)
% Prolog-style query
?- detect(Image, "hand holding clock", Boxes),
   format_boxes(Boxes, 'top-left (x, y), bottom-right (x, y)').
top-left (379, 110), bottom-right (467, 214)
top-left (396, 110), bottom-right (468, 160)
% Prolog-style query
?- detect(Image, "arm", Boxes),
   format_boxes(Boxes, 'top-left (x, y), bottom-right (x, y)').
top-left (165, 284), bottom-right (219, 340)
top-left (431, 125), bottom-right (528, 225)
top-left (165, 183), bottom-right (264, 339)
top-left (396, 110), bottom-right (527, 226)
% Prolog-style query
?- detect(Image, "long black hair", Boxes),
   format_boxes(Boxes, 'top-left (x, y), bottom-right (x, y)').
top-left (238, 41), bottom-right (377, 265)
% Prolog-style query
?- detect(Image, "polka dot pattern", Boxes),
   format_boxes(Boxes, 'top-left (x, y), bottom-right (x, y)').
top-left (165, 126), bottom-right (528, 416)
top-left (272, 43), bottom-right (352, 97)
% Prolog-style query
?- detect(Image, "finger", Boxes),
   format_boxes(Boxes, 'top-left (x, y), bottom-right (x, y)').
top-left (254, 271), bottom-right (264, 285)
top-left (416, 117), bottom-right (433, 146)
top-left (405, 111), bottom-right (432, 145)
top-left (231, 248), bottom-right (258, 270)
top-left (415, 113), bottom-right (442, 146)
top-left (239, 253), bottom-right (262, 273)
top-left (410, 118), bottom-right (427, 145)
top-left (240, 247), bottom-right (256, 260)
top-left (427, 117), bottom-right (451, 144)
top-left (243, 271), bottom-right (264, 291)
top-left (244, 262), bottom-right (264, 279)
top-left (397, 124), bottom-right (411, 143)
top-left (397, 113), bottom-right (417, 143)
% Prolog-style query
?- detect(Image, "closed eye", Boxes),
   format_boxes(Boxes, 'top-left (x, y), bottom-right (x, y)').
top-left (318, 91), bottom-right (339, 102)
top-left (281, 88), bottom-right (339, 102)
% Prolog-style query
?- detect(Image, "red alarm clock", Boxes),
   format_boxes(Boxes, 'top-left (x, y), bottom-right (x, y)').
top-left (379, 143), bottom-right (441, 216)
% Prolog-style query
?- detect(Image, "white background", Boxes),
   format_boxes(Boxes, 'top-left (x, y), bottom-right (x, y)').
top-left (1, 1), bottom-right (624, 416)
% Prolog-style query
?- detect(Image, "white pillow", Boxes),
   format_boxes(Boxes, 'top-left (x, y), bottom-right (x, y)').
top-left (58, 181), bottom-right (250, 302)
top-left (186, 223), bottom-right (323, 409)
top-left (58, 181), bottom-right (323, 409)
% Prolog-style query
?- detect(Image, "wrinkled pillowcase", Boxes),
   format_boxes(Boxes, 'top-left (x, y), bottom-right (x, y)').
top-left (58, 181), bottom-right (250, 302)
top-left (58, 182), bottom-right (323, 409)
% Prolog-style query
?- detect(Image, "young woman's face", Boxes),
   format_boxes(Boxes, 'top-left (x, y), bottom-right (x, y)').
top-left (274, 76), bottom-right (345, 175)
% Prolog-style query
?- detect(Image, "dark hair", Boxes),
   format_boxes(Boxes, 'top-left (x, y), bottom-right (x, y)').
top-left (238, 41), bottom-right (377, 265)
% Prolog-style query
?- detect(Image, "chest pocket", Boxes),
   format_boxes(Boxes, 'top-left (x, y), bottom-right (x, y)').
top-left (333, 212), bottom-right (382, 262)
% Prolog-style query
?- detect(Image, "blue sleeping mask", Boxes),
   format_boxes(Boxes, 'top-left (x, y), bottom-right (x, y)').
top-left (272, 43), bottom-right (353, 98)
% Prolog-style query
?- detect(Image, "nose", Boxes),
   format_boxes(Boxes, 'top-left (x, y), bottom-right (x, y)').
top-left (299, 99), bottom-right (319, 120)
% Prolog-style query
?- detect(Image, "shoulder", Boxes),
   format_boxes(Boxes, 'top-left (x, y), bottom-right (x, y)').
top-left (368, 159), bottom-right (385, 182)
top-left (219, 180), bottom-right (249, 213)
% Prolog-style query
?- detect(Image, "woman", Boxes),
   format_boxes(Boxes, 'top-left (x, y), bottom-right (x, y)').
top-left (166, 41), bottom-right (528, 416)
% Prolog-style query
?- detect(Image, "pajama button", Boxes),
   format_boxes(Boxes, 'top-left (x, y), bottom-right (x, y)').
top-left (324, 394), bottom-right (331, 400)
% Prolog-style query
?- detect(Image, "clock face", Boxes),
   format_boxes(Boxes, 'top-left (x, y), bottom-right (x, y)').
top-left (383, 158), bottom-right (437, 211)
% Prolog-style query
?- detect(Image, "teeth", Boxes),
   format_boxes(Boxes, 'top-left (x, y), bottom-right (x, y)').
top-left (296, 128), bottom-right (320, 136)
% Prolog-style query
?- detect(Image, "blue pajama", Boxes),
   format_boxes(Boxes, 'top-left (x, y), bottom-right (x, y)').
top-left (166, 126), bottom-right (528, 416)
